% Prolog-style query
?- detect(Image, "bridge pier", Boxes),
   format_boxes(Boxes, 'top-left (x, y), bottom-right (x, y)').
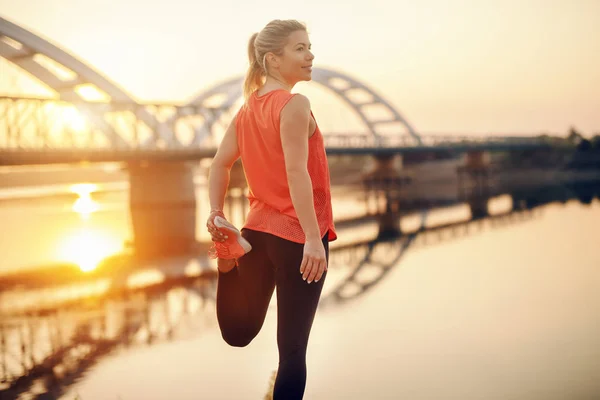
top-left (363, 154), bottom-right (410, 239)
top-left (376, 196), bottom-right (402, 240)
top-left (128, 162), bottom-right (197, 259)
top-left (458, 151), bottom-right (491, 219)
top-left (511, 193), bottom-right (526, 211)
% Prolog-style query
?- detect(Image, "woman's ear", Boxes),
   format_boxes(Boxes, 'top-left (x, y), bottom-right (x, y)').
top-left (267, 53), bottom-right (279, 69)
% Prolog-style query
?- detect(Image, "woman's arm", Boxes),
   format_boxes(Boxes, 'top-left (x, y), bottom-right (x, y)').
top-left (208, 115), bottom-right (240, 215)
top-left (280, 94), bottom-right (320, 240)
top-left (280, 94), bottom-right (327, 284)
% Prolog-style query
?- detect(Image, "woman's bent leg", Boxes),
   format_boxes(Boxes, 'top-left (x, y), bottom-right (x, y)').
top-left (268, 234), bottom-right (329, 400)
top-left (216, 229), bottom-right (276, 347)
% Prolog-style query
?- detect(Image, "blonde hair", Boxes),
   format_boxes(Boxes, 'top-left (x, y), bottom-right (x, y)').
top-left (243, 19), bottom-right (307, 101)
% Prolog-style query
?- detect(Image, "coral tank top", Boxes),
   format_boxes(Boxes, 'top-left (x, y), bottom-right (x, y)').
top-left (235, 89), bottom-right (337, 243)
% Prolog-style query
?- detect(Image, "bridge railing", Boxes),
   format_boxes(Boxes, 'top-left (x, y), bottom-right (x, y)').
top-left (323, 133), bottom-right (550, 149)
top-left (1, 96), bottom-right (556, 153)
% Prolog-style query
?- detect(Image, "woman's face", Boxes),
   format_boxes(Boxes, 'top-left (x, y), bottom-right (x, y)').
top-left (272, 30), bottom-right (314, 84)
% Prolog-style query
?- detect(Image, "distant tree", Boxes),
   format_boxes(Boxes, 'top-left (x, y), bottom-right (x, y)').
top-left (538, 133), bottom-right (551, 143)
top-left (591, 134), bottom-right (600, 150)
top-left (577, 138), bottom-right (592, 152)
top-left (567, 127), bottom-right (584, 145)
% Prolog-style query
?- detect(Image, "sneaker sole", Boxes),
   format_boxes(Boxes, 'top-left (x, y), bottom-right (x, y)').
top-left (214, 216), bottom-right (252, 254)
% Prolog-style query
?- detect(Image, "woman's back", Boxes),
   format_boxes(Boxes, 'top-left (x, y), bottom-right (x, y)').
top-left (236, 89), bottom-right (337, 243)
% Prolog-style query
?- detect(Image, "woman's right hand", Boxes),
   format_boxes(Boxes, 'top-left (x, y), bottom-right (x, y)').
top-left (300, 238), bottom-right (327, 284)
top-left (206, 210), bottom-right (227, 242)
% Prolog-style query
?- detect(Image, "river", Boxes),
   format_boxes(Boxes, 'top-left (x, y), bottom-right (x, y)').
top-left (1, 171), bottom-right (599, 399)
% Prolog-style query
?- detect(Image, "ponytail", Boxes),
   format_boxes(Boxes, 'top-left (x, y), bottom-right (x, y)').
top-left (243, 33), bottom-right (264, 102)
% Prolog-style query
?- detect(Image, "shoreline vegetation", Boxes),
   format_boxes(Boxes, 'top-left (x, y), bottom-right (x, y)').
top-left (326, 128), bottom-right (600, 170)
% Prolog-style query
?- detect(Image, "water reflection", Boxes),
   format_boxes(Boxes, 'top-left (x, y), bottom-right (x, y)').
top-left (323, 206), bottom-right (538, 307)
top-left (56, 184), bottom-right (122, 272)
top-left (56, 228), bottom-right (121, 272)
top-left (1, 177), bottom-right (599, 398)
top-left (70, 183), bottom-right (100, 217)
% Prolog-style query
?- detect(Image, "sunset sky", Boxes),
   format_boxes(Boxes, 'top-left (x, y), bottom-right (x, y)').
top-left (0, 0), bottom-right (599, 135)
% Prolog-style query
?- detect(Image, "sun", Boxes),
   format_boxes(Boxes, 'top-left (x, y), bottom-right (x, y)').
top-left (70, 183), bottom-right (100, 218)
top-left (57, 228), bottom-right (122, 272)
top-left (60, 184), bottom-right (121, 272)
top-left (61, 106), bottom-right (88, 132)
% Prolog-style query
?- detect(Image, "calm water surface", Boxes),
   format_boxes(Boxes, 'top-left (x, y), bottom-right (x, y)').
top-left (64, 200), bottom-right (600, 400)
top-left (1, 178), bottom-right (599, 399)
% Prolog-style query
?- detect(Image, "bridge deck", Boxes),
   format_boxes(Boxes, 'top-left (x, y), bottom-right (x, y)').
top-left (0, 142), bottom-right (555, 166)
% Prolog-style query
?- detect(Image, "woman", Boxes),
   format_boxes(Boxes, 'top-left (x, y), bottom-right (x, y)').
top-left (206, 19), bottom-right (337, 399)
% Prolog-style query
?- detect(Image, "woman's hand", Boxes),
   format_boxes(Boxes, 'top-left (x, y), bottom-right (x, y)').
top-left (300, 238), bottom-right (327, 284)
top-left (206, 210), bottom-right (227, 242)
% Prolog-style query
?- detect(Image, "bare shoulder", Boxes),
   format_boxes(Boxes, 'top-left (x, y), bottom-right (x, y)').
top-left (281, 94), bottom-right (311, 118)
top-left (233, 105), bottom-right (244, 122)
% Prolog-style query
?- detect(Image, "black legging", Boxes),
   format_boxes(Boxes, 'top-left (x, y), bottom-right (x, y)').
top-left (216, 228), bottom-right (329, 400)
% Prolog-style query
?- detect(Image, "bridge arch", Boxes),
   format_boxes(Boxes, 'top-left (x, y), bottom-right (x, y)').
top-left (0, 16), bottom-right (175, 148)
top-left (183, 67), bottom-right (421, 145)
top-left (1, 16), bottom-right (420, 149)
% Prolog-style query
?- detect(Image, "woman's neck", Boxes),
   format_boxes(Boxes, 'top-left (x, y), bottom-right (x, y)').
top-left (263, 75), bottom-right (294, 92)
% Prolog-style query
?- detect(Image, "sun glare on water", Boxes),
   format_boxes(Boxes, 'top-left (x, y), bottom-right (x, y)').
top-left (58, 229), bottom-right (122, 272)
top-left (71, 183), bottom-right (100, 217)
top-left (58, 184), bottom-right (121, 272)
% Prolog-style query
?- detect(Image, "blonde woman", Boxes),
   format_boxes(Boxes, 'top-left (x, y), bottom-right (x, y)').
top-left (207, 19), bottom-right (337, 399)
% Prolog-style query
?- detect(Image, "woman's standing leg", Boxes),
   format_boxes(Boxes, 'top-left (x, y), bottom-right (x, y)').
top-left (267, 234), bottom-right (329, 400)
top-left (216, 229), bottom-right (277, 347)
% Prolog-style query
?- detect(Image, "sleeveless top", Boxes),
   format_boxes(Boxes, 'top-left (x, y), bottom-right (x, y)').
top-left (235, 89), bottom-right (337, 244)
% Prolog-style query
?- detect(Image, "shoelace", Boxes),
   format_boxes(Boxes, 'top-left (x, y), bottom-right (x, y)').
top-left (208, 241), bottom-right (231, 259)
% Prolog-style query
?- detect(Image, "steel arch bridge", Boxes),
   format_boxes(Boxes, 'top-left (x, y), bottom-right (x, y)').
top-left (0, 15), bottom-right (551, 166)
top-left (0, 15), bottom-right (421, 153)
top-left (178, 68), bottom-right (421, 146)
